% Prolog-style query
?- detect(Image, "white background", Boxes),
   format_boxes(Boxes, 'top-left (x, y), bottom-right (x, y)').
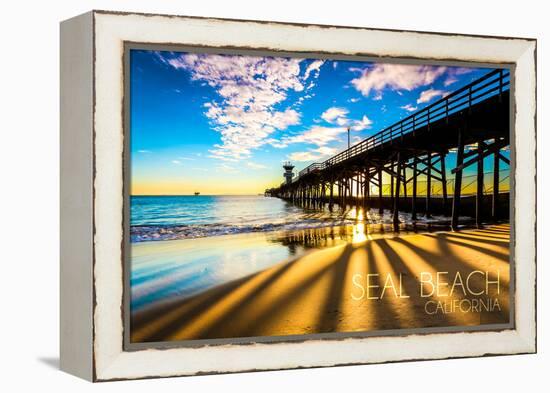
top-left (0, 0), bottom-right (546, 391)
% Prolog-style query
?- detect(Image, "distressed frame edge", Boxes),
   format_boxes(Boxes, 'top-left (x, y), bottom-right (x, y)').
top-left (59, 11), bottom-right (95, 381)
top-left (122, 43), bottom-right (518, 352)
top-left (90, 11), bottom-right (537, 381)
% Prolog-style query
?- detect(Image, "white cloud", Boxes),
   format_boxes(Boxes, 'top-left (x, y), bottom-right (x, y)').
top-left (321, 107), bottom-right (349, 123)
top-left (350, 115), bottom-right (373, 131)
top-left (314, 146), bottom-right (338, 156)
top-left (157, 52), bottom-right (305, 161)
top-left (288, 151), bottom-right (321, 162)
top-left (283, 125), bottom-right (346, 147)
top-left (401, 104), bottom-right (418, 112)
top-left (288, 145), bottom-right (339, 162)
top-left (303, 60), bottom-right (324, 80)
top-left (137, 150), bottom-right (151, 153)
top-left (171, 160), bottom-right (182, 165)
top-left (444, 76), bottom-right (458, 86)
top-left (320, 107), bottom-right (372, 131)
top-left (454, 67), bottom-right (476, 75)
top-left (445, 67), bottom-right (478, 86)
top-left (417, 88), bottom-right (447, 104)
top-left (265, 138), bottom-right (288, 149)
top-left (351, 64), bottom-right (447, 98)
top-left (335, 117), bottom-right (348, 126)
top-left (348, 97), bottom-right (360, 103)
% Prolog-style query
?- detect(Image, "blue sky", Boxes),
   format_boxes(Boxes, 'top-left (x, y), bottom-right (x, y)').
top-left (130, 49), bottom-right (499, 195)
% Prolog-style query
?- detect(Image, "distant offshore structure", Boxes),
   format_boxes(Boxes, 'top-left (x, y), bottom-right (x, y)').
top-left (194, 191), bottom-right (200, 196)
top-left (283, 161), bottom-right (295, 185)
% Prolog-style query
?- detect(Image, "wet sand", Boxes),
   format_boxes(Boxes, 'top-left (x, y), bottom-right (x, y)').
top-left (131, 224), bottom-right (510, 343)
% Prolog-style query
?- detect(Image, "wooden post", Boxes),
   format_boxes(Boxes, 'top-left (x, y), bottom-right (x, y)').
top-left (492, 139), bottom-right (500, 221)
top-left (329, 181), bottom-right (334, 210)
top-left (340, 179), bottom-right (344, 207)
top-left (378, 168), bottom-right (383, 213)
top-left (342, 179), bottom-right (346, 207)
top-left (412, 156), bottom-right (418, 221)
top-left (476, 140), bottom-right (484, 228)
top-left (356, 174), bottom-right (361, 206)
top-left (402, 162), bottom-right (408, 198)
top-left (451, 129), bottom-right (464, 230)
top-left (390, 160), bottom-right (394, 212)
top-left (347, 177), bottom-right (351, 206)
top-left (426, 153), bottom-right (432, 218)
top-left (344, 177), bottom-right (349, 208)
top-left (363, 169), bottom-right (370, 209)
top-left (440, 152), bottom-right (448, 213)
top-left (393, 153), bottom-right (402, 227)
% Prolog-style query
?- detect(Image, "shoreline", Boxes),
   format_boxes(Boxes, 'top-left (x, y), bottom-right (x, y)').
top-left (130, 223), bottom-right (510, 343)
top-left (130, 214), bottom-right (486, 244)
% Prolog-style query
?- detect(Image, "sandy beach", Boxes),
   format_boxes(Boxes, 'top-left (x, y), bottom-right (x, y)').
top-left (131, 224), bottom-right (510, 343)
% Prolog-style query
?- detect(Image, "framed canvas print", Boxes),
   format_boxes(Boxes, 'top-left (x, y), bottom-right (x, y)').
top-left (60, 10), bottom-right (537, 381)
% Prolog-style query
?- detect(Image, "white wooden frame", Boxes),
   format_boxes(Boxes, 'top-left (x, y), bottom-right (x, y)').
top-left (60, 10), bottom-right (537, 382)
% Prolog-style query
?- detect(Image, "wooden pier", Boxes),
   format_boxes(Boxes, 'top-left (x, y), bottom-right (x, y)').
top-left (266, 69), bottom-right (511, 230)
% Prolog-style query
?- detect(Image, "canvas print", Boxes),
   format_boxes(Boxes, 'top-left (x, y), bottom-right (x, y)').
top-left (127, 48), bottom-right (511, 344)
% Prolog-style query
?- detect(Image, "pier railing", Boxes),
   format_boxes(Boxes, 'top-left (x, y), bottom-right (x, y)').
top-left (298, 162), bottom-right (323, 177)
top-left (295, 68), bottom-right (510, 180)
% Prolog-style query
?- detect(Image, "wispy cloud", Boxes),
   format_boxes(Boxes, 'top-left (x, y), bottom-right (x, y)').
top-left (443, 76), bottom-right (458, 86)
top-left (137, 149), bottom-right (151, 153)
top-left (216, 163), bottom-right (239, 173)
top-left (350, 115), bottom-right (373, 131)
top-left (283, 125), bottom-right (346, 147)
top-left (246, 162), bottom-right (267, 170)
top-left (314, 146), bottom-right (338, 156)
top-left (444, 67), bottom-right (476, 86)
top-left (288, 145), bottom-right (338, 162)
top-left (157, 52), bottom-right (305, 161)
top-left (321, 107), bottom-right (349, 123)
top-left (350, 64), bottom-right (447, 98)
top-left (288, 151), bottom-right (320, 162)
top-left (401, 104), bottom-right (418, 112)
top-left (321, 106), bottom-right (372, 131)
top-left (417, 88), bottom-right (447, 104)
top-left (171, 160), bottom-right (183, 165)
top-left (304, 60), bottom-right (324, 80)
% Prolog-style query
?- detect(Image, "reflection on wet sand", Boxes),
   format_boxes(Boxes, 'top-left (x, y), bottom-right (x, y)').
top-left (131, 224), bottom-right (510, 343)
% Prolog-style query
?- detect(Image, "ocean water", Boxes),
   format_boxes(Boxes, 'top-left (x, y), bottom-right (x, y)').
top-left (130, 195), bottom-right (446, 310)
top-left (130, 195), bottom-right (435, 242)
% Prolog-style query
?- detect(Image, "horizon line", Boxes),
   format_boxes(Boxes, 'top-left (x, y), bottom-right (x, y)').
top-left (131, 193), bottom-right (265, 196)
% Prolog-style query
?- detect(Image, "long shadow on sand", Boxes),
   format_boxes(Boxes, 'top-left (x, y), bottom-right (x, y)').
top-left (131, 225), bottom-right (510, 343)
